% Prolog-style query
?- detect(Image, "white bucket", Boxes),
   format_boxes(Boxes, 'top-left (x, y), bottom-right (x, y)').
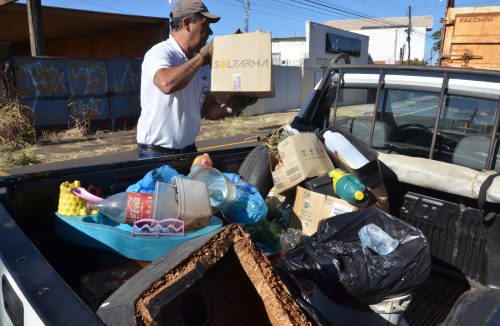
top-left (153, 177), bottom-right (212, 231)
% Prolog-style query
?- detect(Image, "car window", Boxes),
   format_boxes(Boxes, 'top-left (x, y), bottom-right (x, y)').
top-left (330, 85), bottom-right (499, 171)
top-left (330, 88), bottom-right (376, 145)
top-left (438, 95), bottom-right (499, 170)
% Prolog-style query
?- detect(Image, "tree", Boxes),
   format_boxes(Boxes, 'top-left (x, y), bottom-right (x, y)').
top-left (431, 29), bottom-right (442, 53)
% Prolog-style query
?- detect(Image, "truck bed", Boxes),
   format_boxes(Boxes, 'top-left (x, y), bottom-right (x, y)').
top-left (0, 147), bottom-right (499, 325)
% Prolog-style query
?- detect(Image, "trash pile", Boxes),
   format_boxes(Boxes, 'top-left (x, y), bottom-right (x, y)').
top-left (56, 125), bottom-right (431, 324)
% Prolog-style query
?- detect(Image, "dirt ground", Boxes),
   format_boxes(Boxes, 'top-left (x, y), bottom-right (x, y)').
top-left (21, 110), bottom-right (299, 166)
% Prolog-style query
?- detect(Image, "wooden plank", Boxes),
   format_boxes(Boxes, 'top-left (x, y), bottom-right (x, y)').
top-left (440, 6), bottom-right (500, 69)
top-left (0, 0), bottom-right (17, 6)
top-left (26, 0), bottom-right (46, 56)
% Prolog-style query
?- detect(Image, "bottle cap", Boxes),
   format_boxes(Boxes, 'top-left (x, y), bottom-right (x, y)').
top-left (354, 190), bottom-right (364, 201)
top-left (192, 153), bottom-right (212, 168)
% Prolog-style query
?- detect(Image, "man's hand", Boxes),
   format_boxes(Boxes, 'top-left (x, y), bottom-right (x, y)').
top-left (199, 40), bottom-right (213, 66)
top-left (225, 95), bottom-right (258, 116)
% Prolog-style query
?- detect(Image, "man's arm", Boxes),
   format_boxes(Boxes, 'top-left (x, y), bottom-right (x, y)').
top-left (153, 54), bottom-right (205, 94)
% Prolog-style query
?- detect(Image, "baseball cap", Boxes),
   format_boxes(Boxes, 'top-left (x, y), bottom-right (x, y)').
top-left (170, 0), bottom-right (221, 23)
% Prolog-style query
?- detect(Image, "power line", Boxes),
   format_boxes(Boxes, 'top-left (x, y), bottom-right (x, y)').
top-left (75, 0), bottom-right (133, 15)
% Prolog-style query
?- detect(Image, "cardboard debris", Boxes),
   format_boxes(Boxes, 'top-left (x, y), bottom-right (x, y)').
top-left (292, 186), bottom-right (358, 236)
top-left (97, 225), bottom-right (311, 326)
top-left (271, 133), bottom-right (334, 193)
top-left (211, 31), bottom-right (274, 98)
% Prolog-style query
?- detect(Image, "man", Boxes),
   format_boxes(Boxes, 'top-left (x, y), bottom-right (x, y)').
top-left (137, 0), bottom-right (251, 158)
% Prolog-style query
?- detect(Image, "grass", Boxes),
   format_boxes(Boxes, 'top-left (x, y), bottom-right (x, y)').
top-left (0, 147), bottom-right (41, 168)
top-left (0, 99), bottom-right (93, 168)
top-left (0, 100), bottom-right (36, 150)
top-left (39, 116), bottom-right (90, 143)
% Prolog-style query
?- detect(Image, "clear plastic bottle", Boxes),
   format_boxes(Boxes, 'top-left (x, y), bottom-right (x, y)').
top-left (358, 223), bottom-right (399, 255)
top-left (88, 192), bottom-right (154, 225)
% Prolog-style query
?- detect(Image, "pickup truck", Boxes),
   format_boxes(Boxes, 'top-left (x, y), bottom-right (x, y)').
top-left (1, 64), bottom-right (499, 325)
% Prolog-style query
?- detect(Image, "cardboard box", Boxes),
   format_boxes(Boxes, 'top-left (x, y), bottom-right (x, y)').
top-left (292, 186), bottom-right (357, 236)
top-left (211, 31), bottom-right (274, 98)
top-left (271, 133), bottom-right (334, 193)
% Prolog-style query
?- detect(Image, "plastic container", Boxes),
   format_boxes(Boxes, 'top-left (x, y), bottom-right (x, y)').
top-left (87, 192), bottom-right (153, 225)
top-left (85, 178), bottom-right (212, 232)
top-left (187, 167), bottom-right (237, 209)
top-left (153, 178), bottom-right (212, 232)
top-left (329, 168), bottom-right (366, 204)
top-left (358, 223), bottom-right (399, 255)
top-left (323, 130), bottom-right (369, 169)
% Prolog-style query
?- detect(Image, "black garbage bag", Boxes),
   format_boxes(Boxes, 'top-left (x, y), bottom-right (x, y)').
top-left (281, 207), bottom-right (431, 305)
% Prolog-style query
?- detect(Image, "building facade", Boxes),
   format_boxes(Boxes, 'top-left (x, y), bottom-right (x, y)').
top-left (324, 16), bottom-right (433, 64)
top-left (268, 21), bottom-right (369, 105)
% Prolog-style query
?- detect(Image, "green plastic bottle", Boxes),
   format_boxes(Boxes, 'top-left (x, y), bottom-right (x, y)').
top-left (328, 168), bottom-right (366, 204)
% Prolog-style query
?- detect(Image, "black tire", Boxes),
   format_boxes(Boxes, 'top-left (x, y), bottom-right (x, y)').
top-left (238, 144), bottom-right (273, 197)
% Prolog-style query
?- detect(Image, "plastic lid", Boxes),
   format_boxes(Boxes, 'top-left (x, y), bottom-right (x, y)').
top-left (354, 191), bottom-right (364, 201)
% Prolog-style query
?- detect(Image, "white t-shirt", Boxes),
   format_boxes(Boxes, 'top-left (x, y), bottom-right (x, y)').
top-left (137, 37), bottom-right (211, 149)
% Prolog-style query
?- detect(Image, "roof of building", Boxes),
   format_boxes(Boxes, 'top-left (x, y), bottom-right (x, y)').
top-left (0, 2), bottom-right (168, 43)
top-left (324, 16), bottom-right (433, 31)
top-left (272, 36), bottom-right (306, 42)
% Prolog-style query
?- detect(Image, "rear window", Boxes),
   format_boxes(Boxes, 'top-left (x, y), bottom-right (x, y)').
top-left (331, 86), bottom-right (499, 171)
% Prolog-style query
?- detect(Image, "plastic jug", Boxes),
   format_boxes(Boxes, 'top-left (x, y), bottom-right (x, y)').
top-left (328, 168), bottom-right (366, 204)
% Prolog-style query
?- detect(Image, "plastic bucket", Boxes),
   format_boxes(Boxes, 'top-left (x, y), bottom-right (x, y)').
top-left (153, 178), bottom-right (212, 231)
top-left (187, 167), bottom-right (237, 209)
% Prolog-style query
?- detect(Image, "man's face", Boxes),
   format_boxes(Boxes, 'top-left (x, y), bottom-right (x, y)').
top-left (189, 15), bottom-right (213, 51)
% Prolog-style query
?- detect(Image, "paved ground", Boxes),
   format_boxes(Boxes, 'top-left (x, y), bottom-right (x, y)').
top-left (1, 110), bottom-right (299, 175)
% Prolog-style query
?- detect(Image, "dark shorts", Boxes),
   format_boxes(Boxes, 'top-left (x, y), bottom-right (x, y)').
top-left (137, 143), bottom-right (197, 159)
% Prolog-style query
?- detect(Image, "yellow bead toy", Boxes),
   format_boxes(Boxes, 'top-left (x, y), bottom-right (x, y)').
top-left (58, 180), bottom-right (89, 216)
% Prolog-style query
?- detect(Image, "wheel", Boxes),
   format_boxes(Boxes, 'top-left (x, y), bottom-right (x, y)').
top-left (237, 144), bottom-right (273, 197)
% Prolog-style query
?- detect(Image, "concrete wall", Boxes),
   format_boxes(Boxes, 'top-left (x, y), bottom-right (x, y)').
top-left (302, 21), bottom-right (369, 102)
top-left (245, 65), bottom-right (302, 115)
top-left (272, 40), bottom-right (307, 66)
top-left (13, 56), bottom-right (141, 128)
top-left (352, 26), bottom-right (427, 63)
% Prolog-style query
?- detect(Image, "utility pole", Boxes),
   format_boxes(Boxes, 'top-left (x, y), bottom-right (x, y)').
top-left (27, 0), bottom-right (46, 56)
top-left (406, 5), bottom-right (412, 63)
top-left (394, 29), bottom-right (398, 64)
top-left (244, 0), bottom-right (250, 32)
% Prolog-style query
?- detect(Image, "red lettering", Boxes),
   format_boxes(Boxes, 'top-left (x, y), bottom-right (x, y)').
top-left (125, 192), bottom-right (153, 224)
top-left (459, 16), bottom-right (494, 23)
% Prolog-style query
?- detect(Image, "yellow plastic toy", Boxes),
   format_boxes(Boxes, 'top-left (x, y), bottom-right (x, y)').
top-left (58, 180), bottom-right (90, 216)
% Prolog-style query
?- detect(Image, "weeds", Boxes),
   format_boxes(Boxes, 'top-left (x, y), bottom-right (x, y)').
top-left (39, 116), bottom-right (90, 143)
top-left (0, 147), bottom-right (40, 168)
top-left (0, 100), bottom-right (36, 150)
top-left (0, 100), bottom-right (91, 168)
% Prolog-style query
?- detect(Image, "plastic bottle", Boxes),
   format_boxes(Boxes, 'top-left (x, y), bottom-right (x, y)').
top-left (87, 192), bottom-right (152, 224)
top-left (328, 168), bottom-right (366, 204)
top-left (190, 153), bottom-right (213, 173)
top-left (358, 223), bottom-right (399, 255)
top-left (323, 130), bottom-right (369, 169)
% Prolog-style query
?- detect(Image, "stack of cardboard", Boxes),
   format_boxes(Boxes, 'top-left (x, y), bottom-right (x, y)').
top-left (267, 132), bottom-right (368, 236)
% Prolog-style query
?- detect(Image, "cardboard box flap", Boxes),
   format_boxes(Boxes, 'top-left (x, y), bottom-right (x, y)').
top-left (292, 186), bottom-right (357, 236)
top-left (271, 133), bottom-right (334, 193)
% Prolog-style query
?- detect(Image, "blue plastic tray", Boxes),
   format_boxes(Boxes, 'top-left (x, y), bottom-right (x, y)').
top-left (54, 213), bottom-right (223, 261)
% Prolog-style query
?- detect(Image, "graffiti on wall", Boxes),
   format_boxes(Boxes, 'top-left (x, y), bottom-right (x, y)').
top-left (108, 59), bottom-right (141, 95)
top-left (13, 57), bottom-right (142, 126)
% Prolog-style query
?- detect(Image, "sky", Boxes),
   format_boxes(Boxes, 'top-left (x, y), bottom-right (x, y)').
top-left (19, 0), bottom-right (500, 63)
